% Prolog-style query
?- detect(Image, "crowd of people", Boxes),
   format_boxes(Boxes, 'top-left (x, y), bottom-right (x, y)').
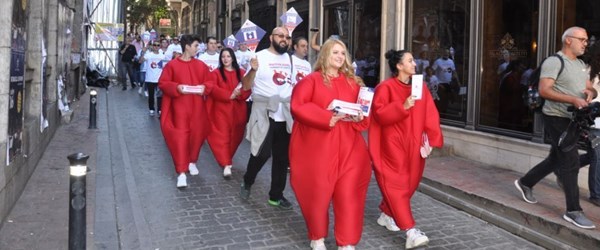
top-left (116, 25), bottom-right (599, 249)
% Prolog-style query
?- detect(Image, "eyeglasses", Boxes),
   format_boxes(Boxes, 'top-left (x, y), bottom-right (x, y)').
top-left (152, 44), bottom-right (160, 46)
top-left (568, 35), bottom-right (589, 44)
top-left (272, 33), bottom-right (292, 40)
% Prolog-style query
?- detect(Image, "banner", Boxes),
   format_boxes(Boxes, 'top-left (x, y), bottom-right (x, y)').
top-left (94, 22), bottom-right (125, 42)
top-left (223, 35), bottom-right (238, 49)
top-left (159, 19), bottom-right (171, 27)
top-left (280, 7), bottom-right (303, 36)
top-left (235, 20), bottom-right (266, 53)
top-left (8, 0), bottom-right (28, 165)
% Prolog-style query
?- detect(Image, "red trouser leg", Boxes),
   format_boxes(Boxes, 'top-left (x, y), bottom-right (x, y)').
top-left (171, 107), bottom-right (192, 174)
top-left (332, 162), bottom-right (371, 246)
top-left (374, 151), bottom-right (425, 230)
top-left (292, 168), bottom-right (334, 241)
top-left (188, 108), bottom-right (208, 165)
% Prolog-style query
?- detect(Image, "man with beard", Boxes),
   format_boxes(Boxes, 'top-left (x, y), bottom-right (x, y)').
top-left (239, 27), bottom-right (294, 209)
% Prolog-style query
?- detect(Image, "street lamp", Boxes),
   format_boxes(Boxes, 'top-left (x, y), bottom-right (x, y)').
top-left (267, 0), bottom-right (276, 7)
top-left (231, 8), bottom-right (241, 20)
top-left (200, 20), bottom-right (208, 30)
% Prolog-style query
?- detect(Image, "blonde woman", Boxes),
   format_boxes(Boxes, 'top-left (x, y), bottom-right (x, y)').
top-left (290, 39), bottom-right (371, 250)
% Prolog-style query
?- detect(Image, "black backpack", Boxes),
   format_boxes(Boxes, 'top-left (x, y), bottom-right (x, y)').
top-left (524, 54), bottom-right (565, 111)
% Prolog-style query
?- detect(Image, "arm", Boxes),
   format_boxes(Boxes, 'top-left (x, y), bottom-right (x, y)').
top-left (210, 73), bottom-right (234, 102)
top-left (371, 84), bottom-right (411, 126)
top-left (242, 57), bottom-right (258, 90)
top-left (158, 64), bottom-right (182, 98)
top-left (290, 76), bottom-right (335, 130)
top-left (584, 78), bottom-right (598, 102)
top-left (310, 31), bottom-right (321, 52)
top-left (539, 78), bottom-right (588, 108)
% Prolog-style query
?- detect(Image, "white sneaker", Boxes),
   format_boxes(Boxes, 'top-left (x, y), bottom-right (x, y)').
top-left (406, 228), bottom-right (429, 249)
top-left (337, 246), bottom-right (355, 250)
top-left (149, 110), bottom-right (155, 116)
top-left (144, 90), bottom-right (148, 97)
top-left (377, 213), bottom-right (400, 231)
top-left (138, 87), bottom-right (143, 95)
top-left (223, 165), bottom-right (232, 179)
top-left (188, 163), bottom-right (199, 175)
top-left (176, 173), bottom-right (187, 188)
top-left (310, 238), bottom-right (326, 250)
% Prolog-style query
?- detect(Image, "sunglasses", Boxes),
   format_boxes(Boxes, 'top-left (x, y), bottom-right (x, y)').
top-left (152, 44), bottom-right (160, 46)
top-left (272, 33), bottom-right (292, 40)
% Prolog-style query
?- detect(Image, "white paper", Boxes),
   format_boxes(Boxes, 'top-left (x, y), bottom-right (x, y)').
top-left (182, 85), bottom-right (205, 94)
top-left (412, 74), bottom-right (423, 100)
top-left (328, 99), bottom-right (362, 116)
top-left (357, 87), bottom-right (374, 116)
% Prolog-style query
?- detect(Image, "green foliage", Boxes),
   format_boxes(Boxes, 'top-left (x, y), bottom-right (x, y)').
top-left (126, 0), bottom-right (171, 31)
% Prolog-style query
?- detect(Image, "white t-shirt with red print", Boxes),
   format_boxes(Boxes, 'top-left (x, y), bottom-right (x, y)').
top-left (145, 52), bottom-right (167, 83)
top-left (247, 49), bottom-right (292, 121)
top-left (279, 54), bottom-right (311, 100)
top-left (197, 52), bottom-right (220, 72)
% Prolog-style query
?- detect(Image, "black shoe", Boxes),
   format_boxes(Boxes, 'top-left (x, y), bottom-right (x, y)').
top-left (563, 211), bottom-right (596, 229)
top-left (122, 86), bottom-right (127, 91)
top-left (268, 197), bottom-right (292, 210)
top-left (589, 197), bottom-right (600, 207)
top-left (514, 179), bottom-right (537, 204)
top-left (240, 182), bottom-right (251, 201)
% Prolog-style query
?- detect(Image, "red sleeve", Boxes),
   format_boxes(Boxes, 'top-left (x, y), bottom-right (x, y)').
top-left (158, 61), bottom-right (181, 98)
top-left (372, 83), bottom-right (409, 126)
top-left (199, 62), bottom-right (215, 96)
top-left (236, 69), bottom-right (252, 100)
top-left (291, 75), bottom-right (334, 131)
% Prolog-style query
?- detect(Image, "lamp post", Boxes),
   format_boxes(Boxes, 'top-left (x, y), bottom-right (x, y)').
top-left (68, 153), bottom-right (89, 250)
top-left (88, 89), bottom-right (97, 129)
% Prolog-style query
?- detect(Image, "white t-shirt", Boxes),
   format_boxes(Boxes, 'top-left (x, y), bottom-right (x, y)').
top-left (235, 50), bottom-right (254, 69)
top-left (198, 52), bottom-right (220, 71)
top-left (247, 49), bottom-right (292, 121)
top-left (279, 54), bottom-right (311, 99)
top-left (432, 58), bottom-right (456, 83)
top-left (144, 52), bottom-right (166, 83)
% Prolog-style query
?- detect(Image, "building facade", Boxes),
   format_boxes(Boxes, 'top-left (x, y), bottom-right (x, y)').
top-left (0, 0), bottom-right (87, 225)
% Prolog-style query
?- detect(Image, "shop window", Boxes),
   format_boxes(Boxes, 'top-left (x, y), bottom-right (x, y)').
top-left (410, 0), bottom-right (470, 122)
top-left (353, 0), bottom-right (381, 88)
top-left (479, 0), bottom-right (538, 133)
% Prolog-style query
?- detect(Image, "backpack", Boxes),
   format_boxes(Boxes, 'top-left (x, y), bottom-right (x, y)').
top-left (524, 54), bottom-right (564, 111)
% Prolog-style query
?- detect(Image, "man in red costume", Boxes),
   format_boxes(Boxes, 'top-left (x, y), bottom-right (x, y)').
top-left (369, 49), bottom-right (443, 249)
top-left (159, 34), bottom-right (214, 188)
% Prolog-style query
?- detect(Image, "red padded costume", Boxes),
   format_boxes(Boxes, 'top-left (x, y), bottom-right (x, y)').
top-left (159, 58), bottom-right (214, 174)
top-left (207, 69), bottom-right (251, 167)
top-left (368, 77), bottom-right (443, 230)
top-left (290, 72), bottom-right (371, 246)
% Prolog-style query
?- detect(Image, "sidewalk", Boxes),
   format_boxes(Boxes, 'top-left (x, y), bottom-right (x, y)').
top-left (0, 90), bottom-right (98, 249)
top-left (420, 156), bottom-right (600, 249)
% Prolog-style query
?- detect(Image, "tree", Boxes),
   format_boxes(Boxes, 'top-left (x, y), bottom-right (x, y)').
top-left (126, 0), bottom-right (170, 33)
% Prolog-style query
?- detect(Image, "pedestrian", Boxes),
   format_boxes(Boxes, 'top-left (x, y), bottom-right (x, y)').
top-left (158, 34), bottom-right (214, 188)
top-left (140, 41), bottom-right (165, 116)
top-left (119, 36), bottom-right (138, 90)
top-left (514, 26), bottom-right (597, 229)
top-left (290, 37), bottom-right (312, 85)
top-left (198, 36), bottom-right (220, 71)
top-left (290, 38), bottom-right (370, 250)
top-left (369, 49), bottom-right (443, 249)
top-left (235, 42), bottom-right (254, 70)
top-left (206, 48), bottom-right (251, 179)
top-left (431, 48), bottom-right (459, 113)
top-left (239, 27), bottom-right (294, 210)
top-left (136, 43), bottom-right (148, 96)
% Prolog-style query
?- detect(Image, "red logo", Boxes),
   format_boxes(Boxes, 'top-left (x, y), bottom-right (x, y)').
top-left (295, 72), bottom-right (306, 83)
top-left (272, 70), bottom-right (288, 86)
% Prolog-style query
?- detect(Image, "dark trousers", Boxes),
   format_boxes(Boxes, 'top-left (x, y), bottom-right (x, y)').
top-left (244, 119), bottom-right (290, 201)
top-left (147, 82), bottom-right (158, 111)
top-left (120, 61), bottom-right (136, 88)
top-left (521, 114), bottom-right (582, 211)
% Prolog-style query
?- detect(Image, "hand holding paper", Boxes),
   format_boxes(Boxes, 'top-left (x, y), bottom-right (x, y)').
top-left (411, 74), bottom-right (423, 100)
top-left (179, 85), bottom-right (205, 95)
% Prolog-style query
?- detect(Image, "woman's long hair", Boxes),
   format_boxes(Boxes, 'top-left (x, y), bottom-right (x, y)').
top-left (218, 48), bottom-right (242, 83)
top-left (585, 42), bottom-right (600, 81)
top-left (313, 38), bottom-right (364, 87)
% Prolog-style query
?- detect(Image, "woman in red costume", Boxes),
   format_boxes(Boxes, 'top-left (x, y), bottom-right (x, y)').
top-left (207, 47), bottom-right (251, 179)
top-left (290, 39), bottom-right (371, 250)
top-left (159, 34), bottom-right (214, 188)
top-left (369, 49), bottom-right (443, 249)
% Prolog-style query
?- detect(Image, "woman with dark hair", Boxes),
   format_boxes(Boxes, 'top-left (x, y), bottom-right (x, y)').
top-left (207, 47), bottom-right (252, 179)
top-left (369, 49), bottom-right (443, 249)
top-left (290, 38), bottom-right (370, 250)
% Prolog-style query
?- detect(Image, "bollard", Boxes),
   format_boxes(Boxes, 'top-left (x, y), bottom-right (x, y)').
top-left (68, 153), bottom-right (89, 250)
top-left (89, 89), bottom-right (97, 129)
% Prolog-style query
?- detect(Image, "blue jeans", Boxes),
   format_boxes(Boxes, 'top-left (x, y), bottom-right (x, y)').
top-left (579, 129), bottom-right (600, 200)
top-left (139, 71), bottom-right (146, 90)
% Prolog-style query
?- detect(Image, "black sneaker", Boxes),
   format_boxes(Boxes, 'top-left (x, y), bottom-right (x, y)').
top-left (563, 211), bottom-right (596, 229)
top-left (122, 86), bottom-right (127, 91)
top-left (240, 182), bottom-right (251, 201)
top-left (268, 197), bottom-right (292, 210)
top-left (514, 179), bottom-right (537, 204)
top-left (589, 197), bottom-right (600, 207)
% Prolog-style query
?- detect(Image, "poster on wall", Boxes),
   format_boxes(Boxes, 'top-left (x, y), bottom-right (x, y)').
top-left (7, 0), bottom-right (28, 165)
